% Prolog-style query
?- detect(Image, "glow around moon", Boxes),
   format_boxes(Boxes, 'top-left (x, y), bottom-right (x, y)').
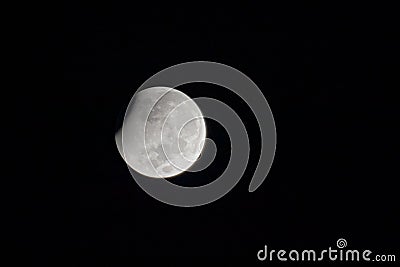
top-left (116, 87), bottom-right (206, 178)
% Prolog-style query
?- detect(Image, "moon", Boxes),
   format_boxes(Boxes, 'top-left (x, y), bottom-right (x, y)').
top-left (115, 87), bottom-right (206, 178)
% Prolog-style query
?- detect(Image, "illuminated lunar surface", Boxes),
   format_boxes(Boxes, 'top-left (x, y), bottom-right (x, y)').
top-left (115, 87), bottom-right (206, 178)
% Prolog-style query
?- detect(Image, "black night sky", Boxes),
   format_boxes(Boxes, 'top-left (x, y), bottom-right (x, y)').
top-left (16, 2), bottom-right (399, 265)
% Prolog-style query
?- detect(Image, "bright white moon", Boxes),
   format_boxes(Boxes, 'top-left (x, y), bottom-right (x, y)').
top-left (116, 87), bottom-right (206, 178)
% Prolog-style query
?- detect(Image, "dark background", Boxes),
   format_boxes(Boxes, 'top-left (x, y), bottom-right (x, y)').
top-left (18, 2), bottom-right (399, 265)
